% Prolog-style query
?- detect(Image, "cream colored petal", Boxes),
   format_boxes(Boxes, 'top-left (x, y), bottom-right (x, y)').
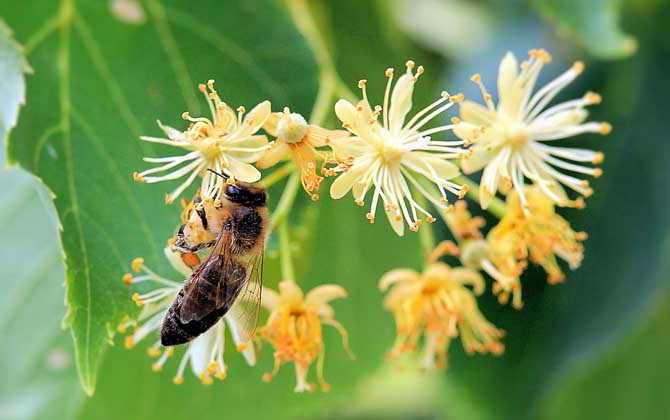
top-left (404, 152), bottom-right (460, 181)
top-left (388, 74), bottom-right (414, 134)
top-left (227, 159), bottom-right (261, 182)
top-left (479, 158), bottom-right (501, 209)
top-left (379, 268), bottom-right (420, 291)
top-left (384, 205), bottom-right (405, 236)
top-left (157, 120), bottom-right (185, 141)
top-left (260, 286), bottom-right (281, 311)
top-left (225, 316), bottom-right (256, 366)
top-left (335, 99), bottom-right (374, 139)
top-left (236, 100), bottom-right (271, 139)
top-left (278, 280), bottom-right (304, 305)
top-left (317, 303), bottom-right (335, 319)
top-left (461, 146), bottom-right (498, 174)
top-left (460, 100), bottom-right (498, 125)
top-left (335, 99), bottom-right (358, 130)
top-left (188, 327), bottom-right (218, 375)
top-left (383, 283), bottom-right (417, 308)
top-left (228, 135), bottom-right (269, 163)
top-left (305, 284), bottom-right (347, 306)
top-left (329, 136), bottom-right (368, 160)
top-left (451, 267), bottom-right (485, 295)
top-left (497, 52), bottom-right (518, 106)
top-left (330, 162), bottom-right (368, 199)
top-left (263, 112), bottom-right (281, 137)
top-left (257, 141), bottom-right (291, 169)
top-left (307, 126), bottom-right (349, 148)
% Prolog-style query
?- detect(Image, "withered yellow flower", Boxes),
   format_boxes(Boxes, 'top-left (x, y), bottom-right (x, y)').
top-left (260, 280), bottom-right (353, 392)
top-left (380, 262), bottom-right (504, 370)
top-left (257, 107), bottom-right (348, 200)
top-left (455, 49), bottom-right (610, 213)
top-left (330, 61), bottom-right (468, 236)
top-left (460, 186), bottom-right (586, 308)
top-left (134, 80), bottom-right (270, 203)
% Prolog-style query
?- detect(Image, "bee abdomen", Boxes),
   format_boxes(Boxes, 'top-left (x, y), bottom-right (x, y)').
top-left (160, 257), bottom-right (247, 346)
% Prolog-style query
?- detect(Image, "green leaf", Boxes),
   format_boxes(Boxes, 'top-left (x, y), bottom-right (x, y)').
top-left (533, 0), bottom-right (637, 58)
top-left (1, 0), bottom-right (318, 394)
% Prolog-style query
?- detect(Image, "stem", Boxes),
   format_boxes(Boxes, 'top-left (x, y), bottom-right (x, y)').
top-left (260, 162), bottom-right (294, 189)
top-left (454, 175), bottom-right (507, 218)
top-left (270, 171), bottom-right (301, 228)
top-left (278, 221), bottom-right (296, 282)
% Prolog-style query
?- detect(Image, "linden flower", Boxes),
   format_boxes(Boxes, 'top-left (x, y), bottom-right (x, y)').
top-left (260, 280), bottom-right (354, 392)
top-left (330, 61), bottom-right (468, 236)
top-left (257, 107), bottom-right (349, 200)
top-left (134, 80), bottom-right (270, 203)
top-left (120, 247), bottom-right (256, 385)
top-left (455, 49), bottom-right (611, 212)
top-left (380, 262), bottom-right (504, 370)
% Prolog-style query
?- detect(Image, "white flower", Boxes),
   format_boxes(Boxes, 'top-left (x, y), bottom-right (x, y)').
top-left (120, 247), bottom-right (256, 385)
top-left (330, 61), bottom-right (468, 236)
top-left (134, 80), bottom-right (271, 204)
top-left (455, 49), bottom-right (610, 212)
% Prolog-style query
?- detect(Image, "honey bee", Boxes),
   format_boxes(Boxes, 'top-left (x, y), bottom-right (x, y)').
top-left (161, 171), bottom-right (268, 346)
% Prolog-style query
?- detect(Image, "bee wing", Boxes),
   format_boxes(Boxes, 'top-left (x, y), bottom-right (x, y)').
top-left (225, 246), bottom-right (263, 344)
top-left (178, 222), bottom-right (244, 324)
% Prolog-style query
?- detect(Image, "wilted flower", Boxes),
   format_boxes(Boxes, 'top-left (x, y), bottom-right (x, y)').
top-left (459, 186), bottom-right (587, 308)
top-left (380, 261), bottom-right (504, 370)
top-left (120, 247), bottom-right (256, 384)
top-left (257, 107), bottom-right (348, 200)
top-left (455, 49), bottom-right (610, 213)
top-left (260, 280), bottom-right (354, 392)
top-left (134, 80), bottom-right (270, 203)
top-left (330, 61), bottom-right (468, 236)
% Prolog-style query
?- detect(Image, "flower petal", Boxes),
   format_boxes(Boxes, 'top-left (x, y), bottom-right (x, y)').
top-left (384, 205), bottom-right (405, 236)
top-left (461, 146), bottom-right (498, 174)
top-left (497, 52), bottom-right (518, 109)
top-left (263, 112), bottom-right (281, 137)
top-left (308, 126), bottom-right (349, 148)
top-left (225, 316), bottom-right (256, 366)
top-left (256, 141), bottom-right (291, 169)
top-left (379, 268), bottom-right (420, 291)
top-left (189, 326), bottom-right (219, 375)
top-left (227, 159), bottom-right (261, 182)
top-left (459, 100), bottom-right (497, 125)
top-left (330, 162), bottom-right (368, 199)
top-left (157, 120), bottom-right (185, 141)
top-left (278, 280), bottom-right (304, 305)
top-left (163, 246), bottom-right (192, 277)
top-left (388, 74), bottom-right (414, 134)
top-left (260, 286), bottom-right (281, 311)
top-left (305, 284), bottom-right (347, 306)
top-left (404, 152), bottom-right (460, 180)
top-left (236, 100), bottom-right (271, 139)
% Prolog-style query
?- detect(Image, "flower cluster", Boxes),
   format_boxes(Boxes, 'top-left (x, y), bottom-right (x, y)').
top-left (123, 48), bottom-right (608, 384)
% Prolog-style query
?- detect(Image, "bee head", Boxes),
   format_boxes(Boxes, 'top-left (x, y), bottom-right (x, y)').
top-left (223, 182), bottom-right (267, 207)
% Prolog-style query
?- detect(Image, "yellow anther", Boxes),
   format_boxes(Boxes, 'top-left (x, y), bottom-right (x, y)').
top-left (215, 371), bottom-right (226, 380)
top-left (440, 91), bottom-right (450, 99)
top-left (207, 79), bottom-right (215, 89)
top-left (385, 68), bottom-right (394, 77)
top-left (366, 213), bottom-right (375, 223)
top-left (237, 106), bottom-right (246, 114)
top-left (131, 258), bottom-right (144, 273)
top-left (357, 79), bottom-right (367, 89)
top-left (584, 91), bottom-right (602, 104)
top-left (124, 336), bottom-right (135, 349)
top-left (427, 216), bottom-right (436, 223)
top-left (198, 83), bottom-right (206, 92)
top-left (593, 168), bottom-right (603, 178)
top-left (470, 73), bottom-right (481, 83)
top-left (236, 343), bottom-right (249, 352)
top-left (521, 61), bottom-right (530, 70)
top-left (151, 363), bottom-right (162, 372)
top-left (599, 122), bottom-right (612, 135)
top-left (262, 373), bottom-right (272, 382)
top-left (147, 347), bottom-right (161, 357)
top-left (572, 61), bottom-right (585, 75)
top-left (311, 194), bottom-right (319, 201)
top-left (449, 93), bottom-right (464, 103)
top-left (355, 199), bottom-right (364, 206)
top-left (181, 111), bottom-right (190, 120)
top-left (592, 152), bottom-right (604, 164)
top-left (165, 347), bottom-right (175, 356)
top-left (173, 376), bottom-right (184, 385)
top-left (117, 324), bottom-right (127, 334)
top-left (165, 195), bottom-right (174, 205)
top-left (416, 65), bottom-right (424, 75)
top-left (450, 117), bottom-right (460, 124)
top-left (132, 172), bottom-right (145, 182)
top-left (405, 60), bottom-right (415, 69)
top-left (123, 273), bottom-right (133, 285)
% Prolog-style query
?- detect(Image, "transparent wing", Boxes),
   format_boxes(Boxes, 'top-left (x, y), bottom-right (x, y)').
top-left (178, 220), bottom-right (236, 323)
top-left (224, 246), bottom-right (263, 344)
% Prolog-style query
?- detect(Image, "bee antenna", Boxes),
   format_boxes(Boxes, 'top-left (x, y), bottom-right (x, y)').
top-left (206, 169), bottom-right (229, 179)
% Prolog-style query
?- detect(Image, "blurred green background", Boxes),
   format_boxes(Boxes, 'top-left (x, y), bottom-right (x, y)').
top-left (0, 0), bottom-right (668, 419)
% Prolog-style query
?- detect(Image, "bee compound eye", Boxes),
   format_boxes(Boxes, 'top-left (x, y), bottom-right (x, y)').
top-left (226, 184), bottom-right (241, 196)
